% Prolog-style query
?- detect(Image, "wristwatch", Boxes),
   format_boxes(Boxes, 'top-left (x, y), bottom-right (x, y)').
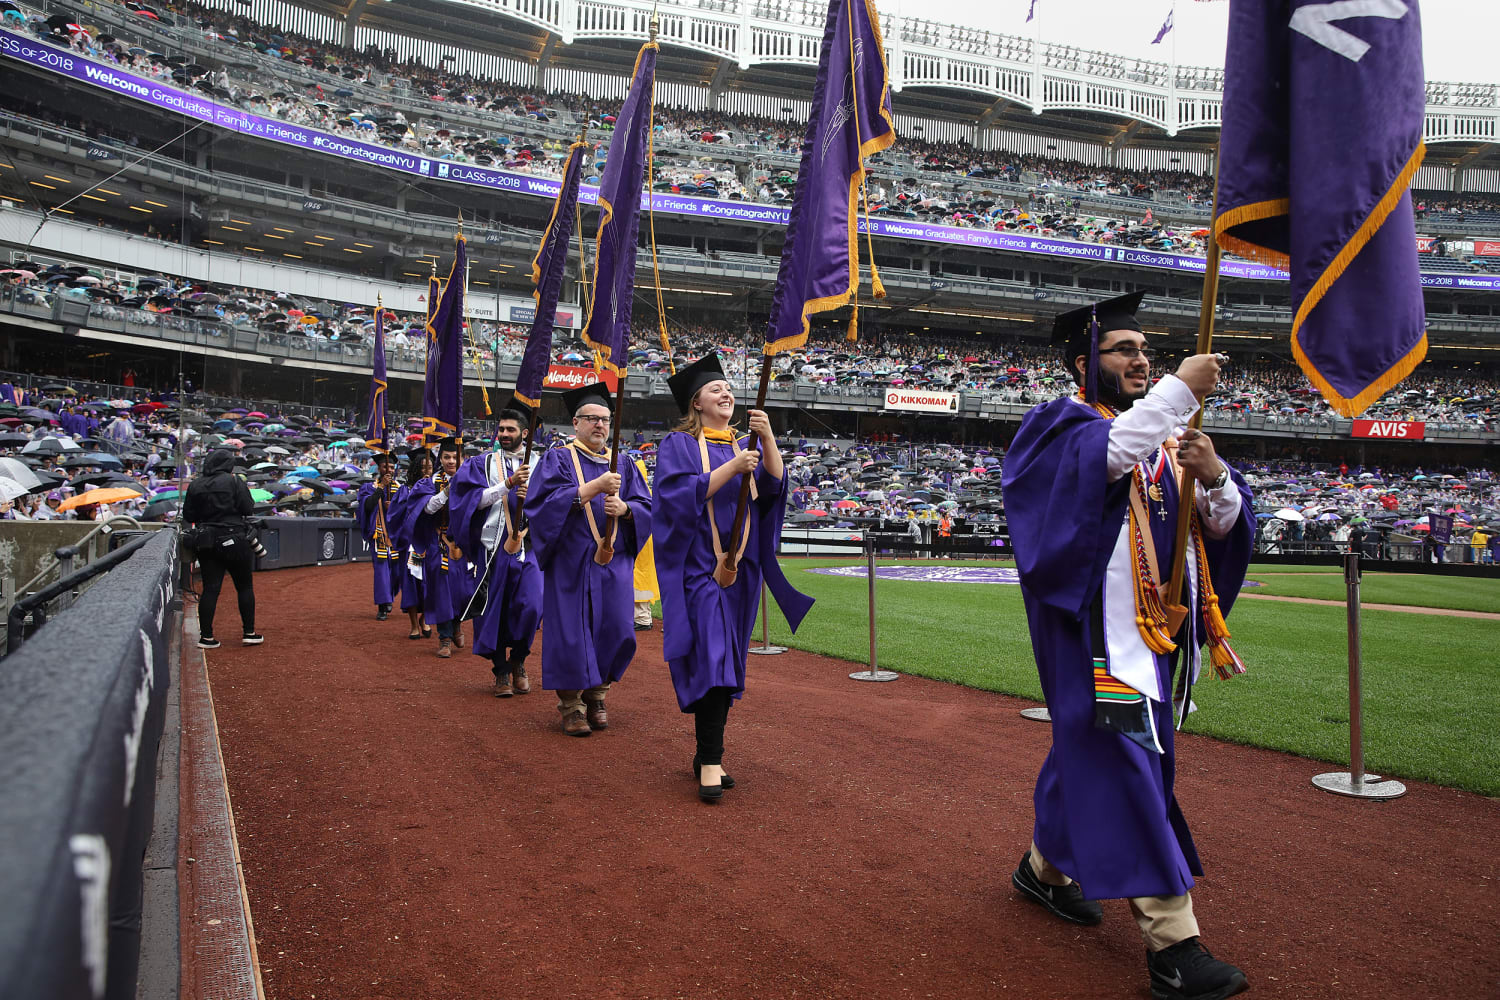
top-left (1207, 465), bottom-right (1230, 491)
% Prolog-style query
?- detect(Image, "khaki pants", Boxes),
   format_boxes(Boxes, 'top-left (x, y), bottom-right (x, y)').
top-left (1029, 840), bottom-right (1199, 951)
top-left (557, 684), bottom-right (610, 716)
top-left (634, 601), bottom-right (653, 626)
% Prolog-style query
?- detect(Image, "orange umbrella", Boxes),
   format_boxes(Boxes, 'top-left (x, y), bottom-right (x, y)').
top-left (58, 486), bottom-right (143, 510)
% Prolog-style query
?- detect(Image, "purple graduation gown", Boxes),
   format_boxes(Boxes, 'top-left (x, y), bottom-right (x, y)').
top-left (388, 475), bottom-right (476, 625)
top-left (449, 451), bottom-right (542, 659)
top-left (1001, 396), bottom-right (1254, 900)
top-left (356, 480), bottom-right (406, 606)
top-left (387, 484), bottom-right (424, 613)
top-left (522, 443), bottom-right (652, 692)
top-left (654, 432), bottom-right (814, 711)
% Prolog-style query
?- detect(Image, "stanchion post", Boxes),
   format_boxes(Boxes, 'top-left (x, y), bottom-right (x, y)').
top-left (747, 582), bottom-right (786, 655)
top-left (1312, 551), bottom-right (1406, 799)
top-left (850, 534), bottom-right (896, 682)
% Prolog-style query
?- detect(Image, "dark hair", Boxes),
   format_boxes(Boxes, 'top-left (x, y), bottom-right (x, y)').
top-left (495, 408), bottom-right (529, 429)
top-left (404, 450), bottom-right (434, 487)
top-left (437, 437), bottom-right (461, 456)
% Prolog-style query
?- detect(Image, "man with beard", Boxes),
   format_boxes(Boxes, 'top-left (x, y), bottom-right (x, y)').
top-left (355, 452), bottom-right (405, 620)
top-left (523, 383), bottom-right (652, 737)
top-left (1001, 292), bottom-right (1255, 1000)
top-left (450, 405), bottom-right (542, 698)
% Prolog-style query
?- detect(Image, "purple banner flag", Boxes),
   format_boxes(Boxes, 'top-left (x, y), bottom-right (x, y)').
top-left (765, 0), bottom-right (895, 354)
top-left (1151, 9), bottom-right (1173, 43)
top-left (1215, 0), bottom-right (1426, 417)
top-left (363, 304), bottom-right (388, 451)
top-left (422, 234), bottom-right (467, 445)
top-left (580, 42), bottom-right (657, 376)
top-left (516, 141), bottom-right (588, 409)
top-left (1027, 0), bottom-right (1037, 23)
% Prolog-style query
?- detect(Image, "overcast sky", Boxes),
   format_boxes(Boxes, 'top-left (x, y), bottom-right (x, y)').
top-left (876, 0), bottom-right (1497, 86)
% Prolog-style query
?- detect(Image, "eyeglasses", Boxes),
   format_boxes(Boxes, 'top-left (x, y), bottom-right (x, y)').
top-left (1097, 346), bottom-right (1157, 362)
top-left (575, 414), bottom-right (611, 425)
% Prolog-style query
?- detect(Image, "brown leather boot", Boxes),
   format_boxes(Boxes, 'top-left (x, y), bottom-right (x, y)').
top-left (437, 638), bottom-right (452, 658)
top-left (492, 673), bottom-right (513, 698)
top-left (511, 661), bottom-right (531, 695)
top-left (561, 710), bottom-right (592, 737)
top-left (584, 699), bottom-right (608, 731)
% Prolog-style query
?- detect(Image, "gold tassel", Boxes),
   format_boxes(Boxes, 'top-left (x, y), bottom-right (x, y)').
top-left (847, 304), bottom-right (859, 343)
top-left (870, 262), bottom-right (887, 300)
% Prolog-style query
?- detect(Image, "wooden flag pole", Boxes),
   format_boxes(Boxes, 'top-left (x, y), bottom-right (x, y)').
top-left (1164, 153), bottom-right (1221, 629)
top-left (716, 353), bottom-right (774, 587)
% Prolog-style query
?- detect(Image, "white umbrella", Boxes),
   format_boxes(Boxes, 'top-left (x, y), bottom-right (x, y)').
top-left (0, 478), bottom-right (28, 503)
top-left (265, 445), bottom-right (290, 455)
top-left (1274, 508), bottom-right (1305, 522)
top-left (0, 457), bottom-right (41, 490)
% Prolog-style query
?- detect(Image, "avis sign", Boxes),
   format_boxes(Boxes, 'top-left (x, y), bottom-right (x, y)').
top-left (884, 389), bottom-right (959, 414)
top-left (543, 366), bottom-right (619, 391)
top-left (1351, 419), bottom-right (1425, 440)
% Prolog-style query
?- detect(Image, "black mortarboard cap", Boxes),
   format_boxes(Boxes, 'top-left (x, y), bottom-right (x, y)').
top-left (1049, 290), bottom-right (1146, 356)
top-left (666, 353), bottom-right (727, 414)
top-left (1050, 290), bottom-right (1146, 404)
top-left (373, 451), bottom-right (395, 465)
top-left (561, 381), bottom-right (612, 415)
top-left (436, 435), bottom-right (461, 453)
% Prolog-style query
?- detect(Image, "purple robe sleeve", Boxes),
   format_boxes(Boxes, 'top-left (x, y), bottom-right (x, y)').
top-left (521, 449), bottom-right (577, 571)
top-left (355, 484), bottom-right (378, 540)
top-left (1001, 398), bottom-right (1131, 619)
top-left (389, 477), bottom-right (439, 553)
top-left (449, 455), bottom-right (492, 555)
top-left (1199, 469), bottom-right (1256, 625)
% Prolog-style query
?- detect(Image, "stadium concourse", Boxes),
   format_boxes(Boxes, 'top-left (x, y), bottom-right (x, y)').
top-left (3, 0), bottom-right (1500, 997)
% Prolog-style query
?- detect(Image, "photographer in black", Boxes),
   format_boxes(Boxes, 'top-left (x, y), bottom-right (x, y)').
top-left (183, 449), bottom-right (263, 649)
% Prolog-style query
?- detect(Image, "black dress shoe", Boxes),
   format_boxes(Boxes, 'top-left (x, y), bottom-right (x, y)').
top-left (697, 782), bottom-right (723, 802)
top-left (421, 626), bottom-right (433, 638)
top-left (693, 756), bottom-right (735, 790)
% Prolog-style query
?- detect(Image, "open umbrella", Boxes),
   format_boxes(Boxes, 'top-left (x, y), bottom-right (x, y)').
top-left (58, 486), bottom-right (142, 510)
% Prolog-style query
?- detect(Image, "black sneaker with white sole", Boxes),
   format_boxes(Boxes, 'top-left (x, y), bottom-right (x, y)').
top-left (1147, 937), bottom-right (1248, 1000)
top-left (242, 633), bottom-right (264, 645)
top-left (1011, 851), bottom-right (1103, 925)
top-left (198, 636), bottom-right (221, 649)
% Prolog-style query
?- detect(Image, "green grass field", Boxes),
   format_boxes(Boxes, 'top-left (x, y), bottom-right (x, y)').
top-left (755, 559), bottom-right (1500, 797)
top-left (1243, 569), bottom-right (1500, 614)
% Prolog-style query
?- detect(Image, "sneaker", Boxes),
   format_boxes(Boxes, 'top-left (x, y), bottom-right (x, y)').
top-left (242, 633), bottom-right (264, 645)
top-left (1011, 852), bottom-right (1103, 926)
top-left (198, 636), bottom-right (221, 649)
top-left (1147, 937), bottom-right (1248, 1000)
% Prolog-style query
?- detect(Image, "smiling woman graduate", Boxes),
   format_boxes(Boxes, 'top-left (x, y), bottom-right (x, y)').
top-left (654, 354), bottom-right (813, 803)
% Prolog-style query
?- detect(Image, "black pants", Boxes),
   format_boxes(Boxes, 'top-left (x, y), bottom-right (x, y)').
top-left (198, 539), bottom-right (255, 638)
top-left (489, 644), bottom-right (530, 679)
top-left (690, 687), bottom-right (734, 766)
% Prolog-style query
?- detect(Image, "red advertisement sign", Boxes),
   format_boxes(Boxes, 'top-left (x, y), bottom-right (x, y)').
top-left (1473, 240), bottom-right (1500, 257)
top-left (542, 365), bottom-right (619, 391)
top-left (1351, 419), bottom-right (1425, 440)
top-left (1415, 235), bottom-right (1434, 252)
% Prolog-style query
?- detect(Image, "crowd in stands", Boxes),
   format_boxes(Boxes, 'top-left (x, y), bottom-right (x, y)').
top-left (7, 261), bottom-right (1500, 430)
top-left (0, 0), bottom-right (1253, 222)
top-left (9, 0), bottom-right (1500, 269)
top-left (5, 373), bottom-right (1494, 564)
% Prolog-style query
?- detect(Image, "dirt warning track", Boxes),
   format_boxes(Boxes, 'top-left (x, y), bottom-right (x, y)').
top-left (204, 564), bottom-right (1499, 999)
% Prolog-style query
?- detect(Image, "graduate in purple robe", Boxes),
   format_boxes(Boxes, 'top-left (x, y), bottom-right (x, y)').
top-left (654, 354), bottom-right (813, 802)
top-left (1001, 292), bottom-right (1254, 1000)
top-left (354, 452), bottom-right (405, 620)
top-left (389, 439), bottom-right (475, 655)
top-left (449, 404), bottom-right (542, 698)
top-left (521, 383), bottom-right (651, 737)
top-left (389, 450), bottom-right (432, 639)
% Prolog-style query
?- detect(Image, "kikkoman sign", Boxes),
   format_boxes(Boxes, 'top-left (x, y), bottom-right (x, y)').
top-left (883, 389), bottom-right (959, 414)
